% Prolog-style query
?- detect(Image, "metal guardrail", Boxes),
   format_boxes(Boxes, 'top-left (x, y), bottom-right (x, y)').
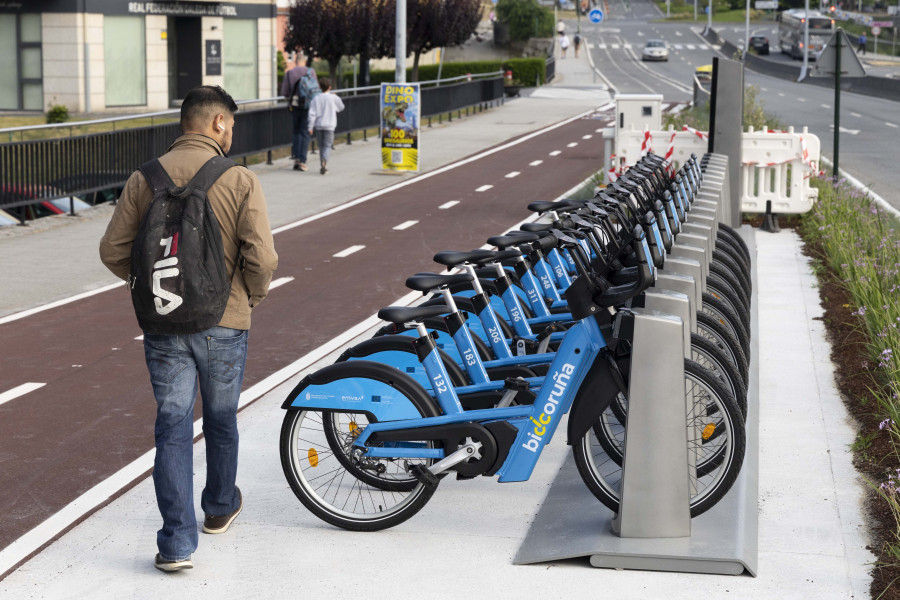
top-left (0, 76), bottom-right (504, 216)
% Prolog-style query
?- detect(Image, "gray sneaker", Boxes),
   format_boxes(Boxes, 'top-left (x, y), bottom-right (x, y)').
top-left (202, 487), bottom-right (243, 534)
top-left (155, 554), bottom-right (192, 572)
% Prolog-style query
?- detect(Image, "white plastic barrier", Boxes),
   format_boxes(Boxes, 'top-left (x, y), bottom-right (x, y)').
top-left (613, 125), bottom-right (821, 214)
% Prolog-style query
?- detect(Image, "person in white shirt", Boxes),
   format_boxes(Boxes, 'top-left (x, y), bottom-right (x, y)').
top-left (307, 77), bottom-right (345, 175)
top-left (559, 32), bottom-right (570, 59)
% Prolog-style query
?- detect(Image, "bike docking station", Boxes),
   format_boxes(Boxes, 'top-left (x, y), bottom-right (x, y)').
top-left (515, 147), bottom-right (758, 575)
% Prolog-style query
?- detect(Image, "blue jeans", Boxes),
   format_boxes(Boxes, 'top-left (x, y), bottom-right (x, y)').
top-left (144, 326), bottom-right (248, 561)
top-left (290, 108), bottom-right (310, 163)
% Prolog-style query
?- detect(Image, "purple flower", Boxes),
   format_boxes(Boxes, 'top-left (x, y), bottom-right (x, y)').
top-left (880, 418), bottom-right (894, 430)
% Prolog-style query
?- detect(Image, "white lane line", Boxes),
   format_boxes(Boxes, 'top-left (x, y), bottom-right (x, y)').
top-left (135, 335), bottom-right (144, 340)
top-left (549, 150), bottom-right (562, 156)
top-left (674, 44), bottom-right (684, 50)
top-left (761, 87), bottom-right (768, 91)
top-left (475, 184), bottom-right (494, 192)
top-left (268, 276), bottom-right (295, 289)
top-left (333, 245), bottom-right (365, 258)
top-left (0, 382), bottom-right (46, 407)
top-left (851, 112), bottom-right (862, 118)
top-left (582, 134), bottom-right (593, 140)
top-left (504, 171), bottom-right (520, 179)
top-left (686, 44), bottom-right (696, 50)
top-left (886, 122), bottom-right (899, 128)
top-left (567, 142), bottom-right (578, 148)
top-left (438, 200), bottom-right (459, 209)
top-left (821, 103), bottom-right (830, 109)
top-left (529, 160), bottom-right (543, 166)
top-left (778, 92), bottom-right (785, 97)
top-left (611, 43), bottom-right (620, 49)
top-left (797, 98), bottom-right (806, 102)
top-left (597, 43), bottom-right (608, 49)
top-left (392, 220), bottom-right (419, 230)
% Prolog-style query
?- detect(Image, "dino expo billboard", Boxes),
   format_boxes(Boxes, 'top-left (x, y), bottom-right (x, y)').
top-left (380, 83), bottom-right (420, 172)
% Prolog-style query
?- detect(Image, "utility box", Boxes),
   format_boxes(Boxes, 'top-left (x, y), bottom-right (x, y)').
top-left (615, 94), bottom-right (663, 139)
top-left (614, 94), bottom-right (663, 170)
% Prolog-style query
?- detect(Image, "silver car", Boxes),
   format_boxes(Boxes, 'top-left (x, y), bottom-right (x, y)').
top-left (641, 39), bottom-right (669, 62)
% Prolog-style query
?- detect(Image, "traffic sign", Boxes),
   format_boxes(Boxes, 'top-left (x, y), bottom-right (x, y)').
top-left (589, 8), bottom-right (604, 24)
top-left (872, 26), bottom-right (881, 36)
top-left (871, 21), bottom-right (893, 27)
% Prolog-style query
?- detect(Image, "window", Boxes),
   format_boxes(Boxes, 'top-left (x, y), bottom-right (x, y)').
top-left (104, 16), bottom-right (147, 107)
top-left (0, 13), bottom-right (43, 111)
top-left (224, 19), bottom-right (258, 100)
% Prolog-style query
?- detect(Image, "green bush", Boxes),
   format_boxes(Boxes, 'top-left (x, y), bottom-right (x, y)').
top-left (496, 0), bottom-right (554, 43)
top-left (344, 58), bottom-right (547, 88)
top-left (46, 104), bottom-right (69, 124)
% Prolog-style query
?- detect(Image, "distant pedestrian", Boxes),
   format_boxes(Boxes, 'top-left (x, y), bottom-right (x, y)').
top-left (280, 54), bottom-right (320, 172)
top-left (99, 85), bottom-right (278, 573)
top-left (557, 19), bottom-right (566, 35)
top-left (559, 32), bottom-right (570, 59)
top-left (858, 32), bottom-right (866, 54)
top-left (574, 32), bottom-right (582, 58)
top-left (308, 77), bottom-right (345, 175)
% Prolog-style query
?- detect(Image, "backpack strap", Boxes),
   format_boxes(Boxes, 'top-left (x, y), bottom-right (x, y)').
top-left (186, 156), bottom-right (238, 196)
top-left (138, 158), bottom-right (176, 195)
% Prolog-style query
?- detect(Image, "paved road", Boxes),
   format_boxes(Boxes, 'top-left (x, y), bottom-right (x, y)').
top-left (0, 114), bottom-right (607, 554)
top-left (578, 0), bottom-right (900, 207)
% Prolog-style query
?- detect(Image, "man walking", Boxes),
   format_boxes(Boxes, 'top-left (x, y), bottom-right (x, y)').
top-left (281, 54), bottom-right (316, 171)
top-left (99, 85), bottom-right (278, 572)
top-left (858, 32), bottom-right (866, 55)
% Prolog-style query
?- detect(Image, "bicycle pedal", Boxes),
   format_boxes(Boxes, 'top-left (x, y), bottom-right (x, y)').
top-left (409, 464), bottom-right (440, 489)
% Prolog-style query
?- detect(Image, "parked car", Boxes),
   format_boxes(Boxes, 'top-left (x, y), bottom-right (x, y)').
top-left (749, 35), bottom-right (770, 55)
top-left (641, 40), bottom-right (669, 62)
top-left (0, 185), bottom-right (91, 226)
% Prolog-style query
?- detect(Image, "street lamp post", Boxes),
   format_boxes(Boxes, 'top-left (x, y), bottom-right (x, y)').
top-left (396, 0), bottom-right (406, 83)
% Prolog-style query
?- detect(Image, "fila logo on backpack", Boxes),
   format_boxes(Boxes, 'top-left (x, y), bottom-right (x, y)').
top-left (129, 156), bottom-right (237, 335)
top-left (153, 233), bottom-right (183, 315)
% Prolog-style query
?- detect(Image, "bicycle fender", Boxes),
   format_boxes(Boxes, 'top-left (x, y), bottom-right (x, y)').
top-left (566, 356), bottom-right (621, 444)
top-left (281, 360), bottom-right (441, 421)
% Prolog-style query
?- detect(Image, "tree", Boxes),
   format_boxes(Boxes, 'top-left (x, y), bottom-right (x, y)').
top-left (406, 0), bottom-right (482, 82)
top-left (348, 0), bottom-right (396, 86)
top-left (284, 0), bottom-right (354, 83)
top-left (496, 0), bottom-right (554, 43)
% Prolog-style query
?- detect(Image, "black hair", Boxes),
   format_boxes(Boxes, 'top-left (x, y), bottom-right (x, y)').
top-left (180, 85), bottom-right (238, 130)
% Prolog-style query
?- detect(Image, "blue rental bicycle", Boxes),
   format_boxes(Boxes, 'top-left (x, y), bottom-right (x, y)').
top-left (279, 223), bottom-right (746, 531)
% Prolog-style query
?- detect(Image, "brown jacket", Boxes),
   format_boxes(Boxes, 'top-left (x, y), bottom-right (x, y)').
top-left (99, 134), bottom-right (278, 331)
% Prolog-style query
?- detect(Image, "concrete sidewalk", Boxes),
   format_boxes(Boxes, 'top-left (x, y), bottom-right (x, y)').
top-left (0, 229), bottom-right (872, 599)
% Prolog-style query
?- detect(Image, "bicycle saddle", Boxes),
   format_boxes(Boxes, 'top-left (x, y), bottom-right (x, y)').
top-left (377, 304), bottom-right (450, 325)
top-left (470, 249), bottom-right (521, 265)
top-left (487, 235), bottom-right (531, 250)
top-left (527, 200), bottom-right (582, 214)
top-left (433, 249), bottom-right (496, 267)
top-left (520, 222), bottom-right (554, 233)
top-left (405, 272), bottom-right (473, 292)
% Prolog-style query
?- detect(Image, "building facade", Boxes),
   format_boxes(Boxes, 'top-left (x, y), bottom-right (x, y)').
top-left (0, 0), bottom-right (277, 113)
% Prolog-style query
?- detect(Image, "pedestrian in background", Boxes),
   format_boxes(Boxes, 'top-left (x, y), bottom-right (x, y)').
top-left (281, 54), bottom-right (316, 172)
top-left (858, 32), bottom-right (866, 55)
top-left (99, 85), bottom-right (278, 573)
top-left (307, 77), bottom-right (345, 175)
top-left (559, 32), bottom-right (570, 59)
top-left (574, 32), bottom-right (582, 58)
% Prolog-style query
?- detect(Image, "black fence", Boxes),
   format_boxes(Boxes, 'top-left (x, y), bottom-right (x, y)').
top-left (0, 77), bottom-right (504, 215)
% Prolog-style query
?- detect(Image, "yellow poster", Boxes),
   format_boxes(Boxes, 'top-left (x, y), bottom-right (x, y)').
top-left (380, 83), bottom-right (420, 172)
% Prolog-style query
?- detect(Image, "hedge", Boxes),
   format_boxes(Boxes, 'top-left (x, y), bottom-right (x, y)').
top-left (337, 58), bottom-right (547, 90)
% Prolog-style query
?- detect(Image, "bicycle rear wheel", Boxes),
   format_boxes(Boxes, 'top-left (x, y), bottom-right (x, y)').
top-left (281, 409), bottom-right (437, 531)
top-left (574, 359), bottom-right (746, 517)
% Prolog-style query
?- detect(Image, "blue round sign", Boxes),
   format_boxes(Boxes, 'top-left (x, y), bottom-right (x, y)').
top-left (589, 8), bottom-right (604, 23)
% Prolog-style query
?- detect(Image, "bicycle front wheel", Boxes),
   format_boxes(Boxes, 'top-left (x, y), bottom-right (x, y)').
top-left (574, 359), bottom-right (746, 517)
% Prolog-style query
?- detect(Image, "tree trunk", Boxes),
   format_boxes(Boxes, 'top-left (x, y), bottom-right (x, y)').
top-left (412, 50), bottom-right (422, 82)
top-left (360, 51), bottom-right (371, 87)
top-left (328, 59), bottom-right (339, 87)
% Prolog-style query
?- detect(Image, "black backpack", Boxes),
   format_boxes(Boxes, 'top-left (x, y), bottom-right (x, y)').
top-left (129, 156), bottom-right (236, 335)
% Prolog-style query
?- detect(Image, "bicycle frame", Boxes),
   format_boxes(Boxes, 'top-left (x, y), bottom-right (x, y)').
top-left (352, 314), bottom-right (607, 482)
